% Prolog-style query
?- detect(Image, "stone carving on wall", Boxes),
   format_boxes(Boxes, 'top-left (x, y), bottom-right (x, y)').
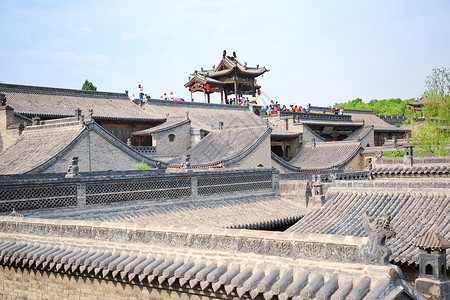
top-left (362, 211), bottom-right (395, 265)
top-left (65, 157), bottom-right (80, 178)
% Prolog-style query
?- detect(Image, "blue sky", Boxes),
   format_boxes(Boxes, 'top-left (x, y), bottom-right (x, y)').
top-left (1, 0), bottom-right (449, 107)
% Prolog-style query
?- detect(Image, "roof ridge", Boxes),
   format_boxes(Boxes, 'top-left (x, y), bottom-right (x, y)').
top-left (0, 83), bottom-right (128, 99)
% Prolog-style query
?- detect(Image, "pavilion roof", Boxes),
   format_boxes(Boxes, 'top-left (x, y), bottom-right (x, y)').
top-left (184, 52), bottom-right (268, 87)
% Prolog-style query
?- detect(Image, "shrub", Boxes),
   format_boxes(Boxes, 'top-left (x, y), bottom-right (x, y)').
top-left (136, 161), bottom-right (151, 170)
top-left (383, 150), bottom-right (404, 157)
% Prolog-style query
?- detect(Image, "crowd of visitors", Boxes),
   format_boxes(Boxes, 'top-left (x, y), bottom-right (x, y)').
top-left (265, 101), bottom-right (311, 115)
top-left (129, 85), bottom-right (186, 102)
top-left (331, 107), bottom-right (345, 115)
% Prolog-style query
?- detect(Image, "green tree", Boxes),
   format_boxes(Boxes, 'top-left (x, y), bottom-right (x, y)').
top-left (409, 67), bottom-right (450, 156)
top-left (334, 98), bottom-right (414, 116)
top-left (81, 79), bottom-right (97, 91)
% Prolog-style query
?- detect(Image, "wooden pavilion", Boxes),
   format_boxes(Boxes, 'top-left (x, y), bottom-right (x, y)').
top-left (184, 50), bottom-right (269, 103)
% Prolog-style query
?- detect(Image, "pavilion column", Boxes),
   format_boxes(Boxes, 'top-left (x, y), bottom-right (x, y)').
top-left (203, 91), bottom-right (207, 103)
top-left (252, 83), bottom-right (256, 97)
top-left (207, 92), bottom-right (210, 103)
top-left (190, 91), bottom-right (193, 102)
top-left (220, 88), bottom-right (224, 104)
top-left (234, 81), bottom-right (238, 105)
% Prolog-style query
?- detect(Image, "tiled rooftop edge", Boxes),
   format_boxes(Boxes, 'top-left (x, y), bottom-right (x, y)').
top-left (0, 83), bottom-right (128, 99)
top-left (0, 216), bottom-right (367, 263)
top-left (332, 180), bottom-right (449, 189)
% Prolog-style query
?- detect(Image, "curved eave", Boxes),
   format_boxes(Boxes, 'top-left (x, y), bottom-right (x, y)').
top-left (132, 119), bottom-right (190, 136)
top-left (18, 111), bottom-right (164, 123)
top-left (271, 133), bottom-right (300, 138)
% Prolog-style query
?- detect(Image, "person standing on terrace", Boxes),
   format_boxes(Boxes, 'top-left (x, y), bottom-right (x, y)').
top-left (138, 84), bottom-right (144, 101)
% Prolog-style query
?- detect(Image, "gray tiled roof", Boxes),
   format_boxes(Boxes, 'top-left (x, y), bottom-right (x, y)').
top-left (0, 83), bottom-right (163, 122)
top-left (344, 126), bottom-right (373, 142)
top-left (370, 165), bottom-right (450, 175)
top-left (0, 217), bottom-right (425, 300)
top-left (0, 118), bottom-right (84, 174)
top-left (168, 126), bottom-right (271, 167)
top-left (414, 232), bottom-right (450, 250)
top-left (289, 141), bottom-right (361, 171)
top-left (132, 118), bottom-right (190, 136)
top-left (287, 180), bottom-right (450, 265)
top-left (32, 196), bottom-right (305, 230)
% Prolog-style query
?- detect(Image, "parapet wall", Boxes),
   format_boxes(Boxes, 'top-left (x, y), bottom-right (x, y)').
top-left (0, 216), bottom-right (367, 264)
top-left (0, 168), bottom-right (277, 214)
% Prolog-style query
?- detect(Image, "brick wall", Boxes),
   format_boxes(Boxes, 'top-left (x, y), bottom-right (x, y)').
top-left (42, 129), bottom-right (142, 173)
top-left (231, 134), bottom-right (271, 169)
top-left (152, 121), bottom-right (191, 156)
top-left (0, 107), bottom-right (26, 152)
top-left (0, 265), bottom-right (214, 300)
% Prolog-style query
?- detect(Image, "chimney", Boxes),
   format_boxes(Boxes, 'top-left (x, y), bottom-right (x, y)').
top-left (414, 232), bottom-right (450, 300)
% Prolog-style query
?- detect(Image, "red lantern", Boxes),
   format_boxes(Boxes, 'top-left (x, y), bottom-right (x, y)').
top-left (408, 106), bottom-right (411, 110)
top-left (430, 103), bottom-right (433, 108)
top-left (205, 84), bottom-right (210, 92)
top-left (257, 89), bottom-right (261, 95)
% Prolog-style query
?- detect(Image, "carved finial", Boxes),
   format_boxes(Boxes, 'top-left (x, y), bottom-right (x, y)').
top-left (127, 138), bottom-right (132, 146)
top-left (65, 157), bottom-right (80, 178)
top-left (32, 116), bottom-right (41, 126)
top-left (0, 93), bottom-right (6, 106)
top-left (257, 64), bottom-right (259, 68)
top-left (223, 50), bottom-right (226, 57)
top-left (125, 90), bottom-right (128, 95)
top-left (232, 51), bottom-right (236, 58)
top-left (201, 67), bottom-right (204, 71)
top-left (182, 154), bottom-right (191, 171)
top-left (75, 108), bottom-right (82, 120)
top-left (8, 208), bottom-right (23, 217)
top-left (212, 65), bottom-right (215, 69)
top-left (362, 211), bottom-right (395, 265)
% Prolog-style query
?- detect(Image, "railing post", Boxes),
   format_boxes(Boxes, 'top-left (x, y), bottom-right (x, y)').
top-left (77, 182), bottom-right (86, 207)
top-left (191, 175), bottom-right (198, 198)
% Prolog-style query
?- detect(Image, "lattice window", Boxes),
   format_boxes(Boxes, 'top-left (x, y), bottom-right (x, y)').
top-left (85, 179), bottom-right (191, 205)
top-left (197, 173), bottom-right (272, 187)
top-left (198, 180), bottom-right (272, 196)
top-left (0, 185), bottom-right (77, 212)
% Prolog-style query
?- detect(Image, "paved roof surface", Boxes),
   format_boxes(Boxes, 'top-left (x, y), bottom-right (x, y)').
top-left (0, 118), bottom-right (84, 174)
top-left (348, 112), bottom-right (408, 132)
top-left (287, 180), bottom-right (450, 266)
top-left (168, 126), bottom-right (270, 167)
top-left (0, 83), bottom-right (163, 122)
top-left (29, 196), bottom-right (305, 230)
top-left (143, 100), bottom-right (265, 131)
top-left (289, 141), bottom-right (361, 171)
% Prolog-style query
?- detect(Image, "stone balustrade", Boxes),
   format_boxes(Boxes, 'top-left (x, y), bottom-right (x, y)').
top-left (0, 168), bottom-right (277, 213)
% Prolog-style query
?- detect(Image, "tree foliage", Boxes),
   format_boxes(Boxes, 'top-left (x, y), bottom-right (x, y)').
top-left (409, 67), bottom-right (450, 156)
top-left (334, 98), bottom-right (415, 116)
top-left (81, 79), bottom-right (97, 91)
